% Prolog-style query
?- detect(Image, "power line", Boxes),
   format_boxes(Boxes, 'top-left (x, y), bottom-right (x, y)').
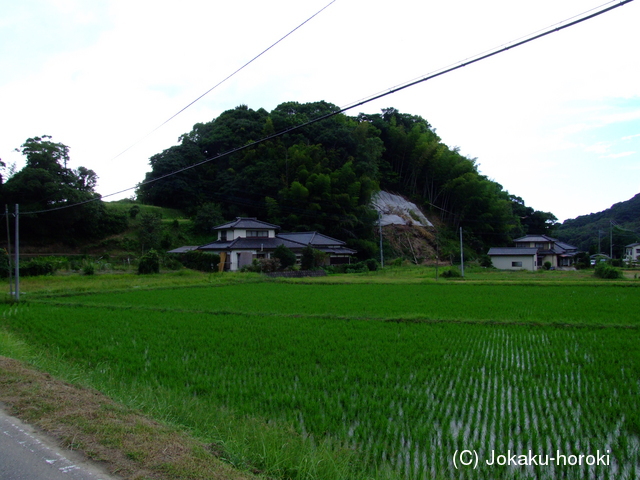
top-left (21, 0), bottom-right (634, 216)
top-left (109, 0), bottom-right (336, 161)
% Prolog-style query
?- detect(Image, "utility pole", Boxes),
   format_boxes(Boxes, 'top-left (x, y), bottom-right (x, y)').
top-left (610, 221), bottom-right (613, 260)
top-left (435, 230), bottom-right (439, 282)
top-left (5, 205), bottom-right (13, 298)
top-left (460, 227), bottom-right (464, 277)
top-left (378, 210), bottom-right (384, 267)
top-left (14, 204), bottom-right (19, 301)
top-left (598, 230), bottom-right (602, 254)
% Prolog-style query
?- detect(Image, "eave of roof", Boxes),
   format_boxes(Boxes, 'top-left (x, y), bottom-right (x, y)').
top-left (278, 231), bottom-right (346, 246)
top-left (513, 234), bottom-right (557, 242)
top-left (167, 246), bottom-right (200, 254)
top-left (199, 237), bottom-right (305, 251)
top-left (213, 217), bottom-right (280, 231)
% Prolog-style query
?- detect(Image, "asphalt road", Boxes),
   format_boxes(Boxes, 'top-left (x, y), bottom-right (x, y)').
top-left (0, 409), bottom-right (121, 480)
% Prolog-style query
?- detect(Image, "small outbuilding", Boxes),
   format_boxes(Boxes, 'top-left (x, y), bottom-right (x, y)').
top-left (487, 247), bottom-right (538, 271)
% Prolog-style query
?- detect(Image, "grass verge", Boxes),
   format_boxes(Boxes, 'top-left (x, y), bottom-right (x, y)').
top-left (0, 353), bottom-right (258, 480)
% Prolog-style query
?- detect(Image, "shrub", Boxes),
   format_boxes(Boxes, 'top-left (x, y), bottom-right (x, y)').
top-left (20, 257), bottom-right (58, 276)
top-left (241, 258), bottom-right (281, 273)
top-left (0, 249), bottom-right (10, 278)
top-left (138, 249), bottom-right (160, 275)
top-left (178, 251), bottom-right (221, 272)
top-left (301, 246), bottom-right (316, 270)
top-left (478, 254), bottom-right (493, 268)
top-left (129, 205), bottom-right (141, 219)
top-left (543, 261), bottom-right (552, 271)
top-left (345, 263), bottom-right (368, 274)
top-left (83, 263), bottom-right (95, 275)
top-left (364, 258), bottom-right (380, 271)
top-left (594, 262), bottom-right (623, 279)
top-left (441, 267), bottom-right (462, 278)
top-left (162, 255), bottom-right (183, 271)
top-left (272, 245), bottom-right (297, 270)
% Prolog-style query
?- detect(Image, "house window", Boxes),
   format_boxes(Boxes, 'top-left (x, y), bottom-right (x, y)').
top-left (247, 230), bottom-right (268, 237)
top-left (535, 243), bottom-right (547, 249)
top-left (512, 261), bottom-right (523, 267)
top-left (220, 231), bottom-right (227, 241)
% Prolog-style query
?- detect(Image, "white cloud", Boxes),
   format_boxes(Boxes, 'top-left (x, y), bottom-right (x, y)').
top-left (601, 151), bottom-right (636, 159)
top-left (1, 0), bottom-right (639, 221)
top-left (586, 142), bottom-right (612, 154)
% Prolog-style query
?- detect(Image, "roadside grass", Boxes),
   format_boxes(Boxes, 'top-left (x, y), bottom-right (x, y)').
top-left (0, 329), bottom-right (360, 480)
top-left (0, 351), bottom-right (258, 480)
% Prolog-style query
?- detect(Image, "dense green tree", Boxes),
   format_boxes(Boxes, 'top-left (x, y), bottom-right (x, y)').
top-left (136, 102), bottom-right (560, 255)
top-left (137, 213), bottom-right (163, 253)
top-left (192, 203), bottom-right (224, 235)
top-left (1, 136), bottom-right (125, 242)
top-left (272, 244), bottom-right (296, 270)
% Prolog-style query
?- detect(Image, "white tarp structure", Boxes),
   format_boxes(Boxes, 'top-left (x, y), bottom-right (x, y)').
top-left (371, 191), bottom-right (433, 228)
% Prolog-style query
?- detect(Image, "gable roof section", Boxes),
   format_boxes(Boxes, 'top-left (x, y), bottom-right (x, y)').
top-left (278, 231), bottom-right (347, 247)
top-left (513, 234), bottom-right (557, 243)
top-left (199, 237), bottom-right (303, 251)
top-left (213, 217), bottom-right (280, 231)
top-left (514, 234), bottom-right (578, 253)
top-left (167, 246), bottom-right (200, 254)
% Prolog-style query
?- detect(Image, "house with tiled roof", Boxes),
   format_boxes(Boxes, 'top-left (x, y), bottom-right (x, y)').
top-left (171, 217), bottom-right (356, 271)
top-left (487, 235), bottom-right (581, 271)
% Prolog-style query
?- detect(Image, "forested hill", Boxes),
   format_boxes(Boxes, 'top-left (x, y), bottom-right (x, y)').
top-left (555, 193), bottom-right (640, 257)
top-left (136, 101), bottom-right (555, 257)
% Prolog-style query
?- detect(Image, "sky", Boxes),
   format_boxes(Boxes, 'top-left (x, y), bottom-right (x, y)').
top-left (1, 0), bottom-right (638, 223)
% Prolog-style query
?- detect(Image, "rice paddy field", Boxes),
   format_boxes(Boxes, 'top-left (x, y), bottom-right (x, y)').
top-left (1, 271), bottom-right (640, 479)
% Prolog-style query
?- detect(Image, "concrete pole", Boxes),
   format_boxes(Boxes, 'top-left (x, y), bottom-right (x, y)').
top-left (14, 204), bottom-right (19, 301)
top-left (460, 227), bottom-right (464, 277)
top-left (378, 210), bottom-right (384, 267)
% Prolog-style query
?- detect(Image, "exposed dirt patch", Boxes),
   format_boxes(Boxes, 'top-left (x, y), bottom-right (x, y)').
top-left (382, 224), bottom-right (437, 264)
top-left (0, 356), bottom-right (256, 480)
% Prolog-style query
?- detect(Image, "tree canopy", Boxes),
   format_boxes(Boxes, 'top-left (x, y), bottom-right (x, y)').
top-left (1, 136), bottom-right (126, 242)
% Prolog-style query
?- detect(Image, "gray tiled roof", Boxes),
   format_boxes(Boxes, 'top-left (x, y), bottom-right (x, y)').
top-left (278, 231), bottom-right (347, 246)
top-left (199, 236), bottom-right (305, 251)
top-left (167, 246), bottom-right (200, 254)
top-left (513, 234), bottom-right (556, 243)
top-left (213, 217), bottom-right (280, 231)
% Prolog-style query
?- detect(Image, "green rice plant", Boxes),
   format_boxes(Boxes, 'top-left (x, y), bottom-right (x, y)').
top-left (2, 280), bottom-right (640, 479)
top-left (42, 283), bottom-right (640, 327)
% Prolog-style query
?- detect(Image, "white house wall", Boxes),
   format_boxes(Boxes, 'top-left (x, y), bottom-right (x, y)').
top-left (491, 255), bottom-right (536, 271)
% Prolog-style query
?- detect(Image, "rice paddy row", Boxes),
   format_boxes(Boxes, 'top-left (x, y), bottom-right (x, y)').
top-left (2, 281), bottom-right (639, 479)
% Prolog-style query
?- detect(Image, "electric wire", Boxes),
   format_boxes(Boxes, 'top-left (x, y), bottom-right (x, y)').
top-left (19, 0), bottom-right (634, 217)
top-left (110, 0), bottom-right (336, 161)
